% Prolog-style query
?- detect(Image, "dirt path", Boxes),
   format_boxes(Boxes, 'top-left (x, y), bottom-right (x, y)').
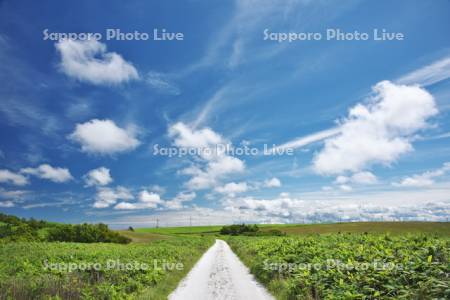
top-left (169, 239), bottom-right (275, 300)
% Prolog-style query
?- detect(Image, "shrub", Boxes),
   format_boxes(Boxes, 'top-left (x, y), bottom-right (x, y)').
top-left (220, 224), bottom-right (259, 235)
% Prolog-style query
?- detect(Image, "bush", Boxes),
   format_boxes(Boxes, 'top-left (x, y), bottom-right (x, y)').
top-left (220, 224), bottom-right (259, 235)
top-left (47, 223), bottom-right (131, 244)
top-left (0, 213), bottom-right (131, 244)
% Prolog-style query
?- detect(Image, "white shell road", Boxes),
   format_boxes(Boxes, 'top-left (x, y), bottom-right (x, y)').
top-left (169, 239), bottom-right (275, 300)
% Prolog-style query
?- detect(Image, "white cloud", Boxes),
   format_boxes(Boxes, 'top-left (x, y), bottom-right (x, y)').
top-left (334, 172), bottom-right (378, 186)
top-left (163, 191), bottom-right (196, 210)
top-left (0, 200), bottom-right (14, 207)
top-left (169, 122), bottom-right (224, 151)
top-left (0, 170), bottom-right (28, 186)
top-left (215, 182), bottom-right (248, 196)
top-left (264, 177), bottom-right (282, 188)
top-left (114, 190), bottom-right (195, 211)
top-left (397, 55), bottom-right (450, 87)
top-left (334, 175), bottom-right (349, 184)
top-left (56, 39), bottom-right (138, 85)
top-left (146, 71), bottom-right (180, 95)
top-left (148, 185), bottom-right (166, 194)
top-left (112, 202), bottom-right (139, 210)
top-left (393, 162), bottom-right (450, 187)
top-left (273, 127), bottom-right (341, 152)
top-left (339, 184), bottom-right (353, 192)
top-left (21, 164), bottom-right (73, 183)
top-left (351, 171), bottom-right (378, 184)
top-left (108, 188), bottom-right (450, 227)
top-left (84, 167), bottom-right (113, 187)
top-left (222, 187), bottom-right (450, 224)
top-left (93, 186), bottom-right (133, 208)
top-left (313, 81), bottom-right (438, 175)
top-left (169, 122), bottom-right (245, 190)
top-left (69, 119), bottom-right (140, 155)
top-left (114, 190), bottom-right (162, 210)
top-left (139, 190), bottom-right (163, 206)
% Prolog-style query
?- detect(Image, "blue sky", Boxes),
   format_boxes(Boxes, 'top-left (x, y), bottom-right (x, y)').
top-left (0, 0), bottom-right (449, 227)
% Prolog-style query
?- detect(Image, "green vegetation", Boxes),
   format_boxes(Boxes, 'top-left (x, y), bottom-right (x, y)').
top-left (47, 223), bottom-right (131, 244)
top-left (137, 221), bottom-right (450, 237)
top-left (220, 224), bottom-right (259, 235)
top-left (117, 230), bottom-right (168, 243)
top-left (220, 224), bottom-right (285, 236)
top-left (227, 233), bottom-right (450, 299)
top-left (136, 225), bottom-right (223, 235)
top-left (2, 214), bottom-right (449, 299)
top-left (0, 213), bottom-right (130, 244)
top-left (259, 222), bottom-right (450, 236)
top-left (0, 237), bottom-right (213, 299)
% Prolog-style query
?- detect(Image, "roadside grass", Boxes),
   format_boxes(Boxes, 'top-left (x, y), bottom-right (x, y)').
top-left (0, 237), bottom-right (214, 299)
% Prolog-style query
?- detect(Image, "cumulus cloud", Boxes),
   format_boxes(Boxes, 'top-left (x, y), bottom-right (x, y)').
top-left (169, 122), bottom-right (245, 190)
top-left (21, 164), bottom-right (73, 183)
top-left (114, 190), bottom-right (196, 210)
top-left (223, 188), bottom-right (450, 224)
top-left (56, 39), bottom-right (139, 85)
top-left (393, 162), bottom-right (450, 187)
top-left (139, 190), bottom-right (163, 207)
top-left (163, 191), bottom-right (196, 210)
top-left (114, 190), bottom-right (162, 210)
top-left (93, 186), bottom-right (133, 208)
top-left (215, 182), bottom-right (248, 196)
top-left (169, 122), bottom-right (224, 151)
top-left (264, 177), bottom-right (282, 188)
top-left (339, 184), bottom-right (353, 192)
top-left (84, 167), bottom-right (113, 187)
top-left (334, 172), bottom-right (378, 186)
top-left (0, 170), bottom-right (28, 186)
top-left (313, 81), bottom-right (437, 175)
top-left (69, 119), bottom-right (140, 155)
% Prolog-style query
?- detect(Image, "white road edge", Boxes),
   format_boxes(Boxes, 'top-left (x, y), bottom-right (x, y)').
top-left (169, 239), bottom-right (275, 300)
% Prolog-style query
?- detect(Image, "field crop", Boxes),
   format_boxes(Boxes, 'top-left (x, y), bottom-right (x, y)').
top-left (227, 233), bottom-right (450, 299)
top-left (0, 236), bottom-right (213, 300)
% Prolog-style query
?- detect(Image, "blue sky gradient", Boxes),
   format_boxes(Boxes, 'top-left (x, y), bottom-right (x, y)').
top-left (0, 0), bottom-right (449, 227)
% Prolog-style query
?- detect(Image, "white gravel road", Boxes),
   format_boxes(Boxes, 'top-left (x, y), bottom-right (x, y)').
top-left (169, 239), bottom-right (275, 300)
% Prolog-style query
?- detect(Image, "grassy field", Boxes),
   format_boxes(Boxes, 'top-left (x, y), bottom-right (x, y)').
top-left (261, 222), bottom-right (450, 236)
top-left (2, 221), bottom-right (449, 299)
top-left (136, 222), bottom-right (450, 237)
top-left (227, 233), bottom-right (450, 299)
top-left (117, 230), bottom-right (169, 243)
top-left (136, 225), bottom-right (223, 235)
top-left (0, 236), bottom-right (213, 300)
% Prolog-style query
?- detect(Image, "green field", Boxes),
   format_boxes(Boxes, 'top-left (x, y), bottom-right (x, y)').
top-left (137, 221), bottom-right (450, 237)
top-left (0, 237), bottom-right (213, 300)
top-left (117, 230), bottom-right (169, 243)
top-left (1, 221), bottom-right (449, 299)
top-left (136, 225), bottom-right (223, 235)
top-left (227, 234), bottom-right (450, 299)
